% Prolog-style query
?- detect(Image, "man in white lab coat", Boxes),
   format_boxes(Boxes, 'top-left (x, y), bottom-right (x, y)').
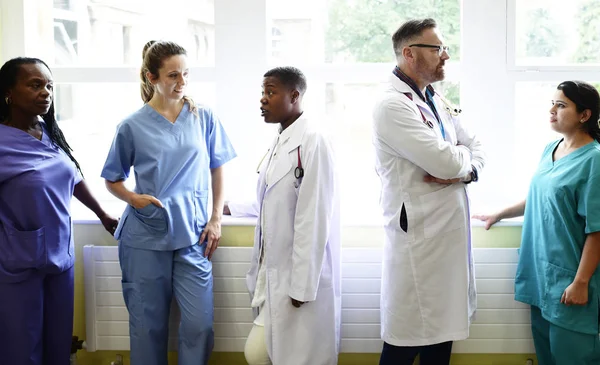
top-left (372, 18), bottom-right (485, 365)
top-left (225, 66), bottom-right (341, 365)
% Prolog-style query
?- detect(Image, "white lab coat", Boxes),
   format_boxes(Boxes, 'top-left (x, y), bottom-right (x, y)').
top-left (229, 116), bottom-right (341, 365)
top-left (372, 74), bottom-right (485, 347)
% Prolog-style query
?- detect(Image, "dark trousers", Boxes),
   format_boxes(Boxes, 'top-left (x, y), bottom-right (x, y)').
top-left (379, 341), bottom-right (453, 365)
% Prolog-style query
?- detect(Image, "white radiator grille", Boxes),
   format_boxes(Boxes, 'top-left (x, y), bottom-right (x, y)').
top-left (83, 246), bottom-right (534, 353)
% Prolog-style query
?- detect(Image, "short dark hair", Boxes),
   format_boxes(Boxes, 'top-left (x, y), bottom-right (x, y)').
top-left (557, 80), bottom-right (600, 142)
top-left (263, 66), bottom-right (307, 95)
top-left (392, 18), bottom-right (438, 56)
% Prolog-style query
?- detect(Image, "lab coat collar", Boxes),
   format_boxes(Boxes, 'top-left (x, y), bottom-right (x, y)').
top-left (279, 113), bottom-right (308, 153)
top-left (389, 74), bottom-right (429, 109)
top-left (264, 115), bottom-right (308, 192)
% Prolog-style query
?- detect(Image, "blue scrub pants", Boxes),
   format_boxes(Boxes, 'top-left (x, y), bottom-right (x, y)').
top-left (0, 265), bottom-right (75, 365)
top-left (530, 305), bottom-right (600, 365)
top-left (119, 242), bottom-right (214, 365)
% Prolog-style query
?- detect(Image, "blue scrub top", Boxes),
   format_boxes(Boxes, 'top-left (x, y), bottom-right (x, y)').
top-left (101, 103), bottom-right (236, 251)
top-left (0, 122), bottom-right (82, 283)
top-left (515, 139), bottom-right (600, 335)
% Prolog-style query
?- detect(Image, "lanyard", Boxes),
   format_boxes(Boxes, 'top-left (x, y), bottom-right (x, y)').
top-left (403, 92), bottom-right (446, 139)
top-left (425, 89), bottom-right (446, 140)
top-left (393, 67), bottom-right (446, 139)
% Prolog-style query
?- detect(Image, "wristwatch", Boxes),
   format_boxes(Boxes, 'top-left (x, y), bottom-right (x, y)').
top-left (464, 166), bottom-right (478, 184)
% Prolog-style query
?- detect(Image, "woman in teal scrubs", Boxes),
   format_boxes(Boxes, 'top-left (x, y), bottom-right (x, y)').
top-left (475, 81), bottom-right (600, 365)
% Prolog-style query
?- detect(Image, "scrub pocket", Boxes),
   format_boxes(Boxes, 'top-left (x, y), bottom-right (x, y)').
top-left (0, 222), bottom-right (46, 271)
top-left (194, 190), bottom-right (209, 232)
top-left (67, 217), bottom-right (74, 257)
top-left (544, 262), bottom-right (600, 335)
top-left (131, 204), bottom-right (169, 237)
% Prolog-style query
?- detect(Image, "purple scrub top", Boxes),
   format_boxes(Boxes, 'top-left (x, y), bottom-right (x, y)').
top-left (0, 122), bottom-right (82, 283)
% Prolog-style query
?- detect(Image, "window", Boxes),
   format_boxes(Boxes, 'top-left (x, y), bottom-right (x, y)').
top-left (265, 0), bottom-right (461, 224)
top-left (514, 0), bottom-right (600, 66)
top-left (268, 0), bottom-right (461, 64)
top-left (496, 0), bottom-right (600, 214)
top-left (53, 0), bottom-right (73, 11)
top-left (14, 0), bottom-right (594, 225)
top-left (324, 83), bottom-right (381, 224)
top-left (50, 0), bottom-right (215, 66)
top-left (16, 0), bottom-right (217, 219)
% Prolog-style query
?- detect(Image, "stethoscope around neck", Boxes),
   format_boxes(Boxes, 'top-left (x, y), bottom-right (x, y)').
top-left (435, 91), bottom-right (462, 117)
top-left (294, 147), bottom-right (304, 178)
top-left (256, 146), bottom-right (304, 180)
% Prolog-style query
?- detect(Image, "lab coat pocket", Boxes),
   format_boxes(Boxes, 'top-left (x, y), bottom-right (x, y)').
top-left (131, 203), bottom-right (169, 237)
top-left (386, 197), bottom-right (414, 241)
top-left (0, 222), bottom-right (46, 270)
top-left (544, 262), bottom-right (599, 335)
top-left (399, 204), bottom-right (408, 233)
top-left (420, 184), bottom-right (465, 239)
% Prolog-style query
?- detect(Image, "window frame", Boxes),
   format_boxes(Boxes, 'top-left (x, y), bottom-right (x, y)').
top-left (506, 0), bottom-right (600, 72)
top-left (7, 0), bottom-right (575, 225)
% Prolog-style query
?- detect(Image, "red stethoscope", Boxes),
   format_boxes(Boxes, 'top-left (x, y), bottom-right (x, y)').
top-left (294, 147), bottom-right (304, 179)
top-left (256, 146), bottom-right (304, 179)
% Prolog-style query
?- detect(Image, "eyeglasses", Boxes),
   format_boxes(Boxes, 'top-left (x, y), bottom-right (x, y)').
top-left (408, 44), bottom-right (450, 57)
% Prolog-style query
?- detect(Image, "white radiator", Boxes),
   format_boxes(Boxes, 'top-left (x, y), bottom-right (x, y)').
top-left (83, 246), bottom-right (534, 353)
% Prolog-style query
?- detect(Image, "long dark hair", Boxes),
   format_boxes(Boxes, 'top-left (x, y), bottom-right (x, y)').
top-left (0, 57), bottom-right (82, 175)
top-left (557, 80), bottom-right (600, 142)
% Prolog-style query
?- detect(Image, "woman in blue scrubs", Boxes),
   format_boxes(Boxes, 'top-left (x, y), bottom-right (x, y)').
top-left (0, 57), bottom-right (118, 365)
top-left (475, 81), bottom-right (600, 365)
top-left (102, 41), bottom-right (236, 365)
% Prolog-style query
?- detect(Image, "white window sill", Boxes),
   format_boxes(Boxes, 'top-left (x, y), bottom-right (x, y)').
top-left (73, 215), bottom-right (258, 226)
top-left (74, 216), bottom-right (524, 227)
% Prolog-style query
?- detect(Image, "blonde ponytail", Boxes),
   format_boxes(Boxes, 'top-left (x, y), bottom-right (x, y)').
top-left (140, 40), bottom-right (157, 103)
top-left (139, 40), bottom-right (197, 115)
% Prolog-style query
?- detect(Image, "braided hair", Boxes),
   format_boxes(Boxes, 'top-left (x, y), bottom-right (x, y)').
top-left (0, 57), bottom-right (82, 175)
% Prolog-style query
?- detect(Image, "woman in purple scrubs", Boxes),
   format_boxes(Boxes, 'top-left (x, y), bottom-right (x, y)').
top-left (0, 57), bottom-right (118, 365)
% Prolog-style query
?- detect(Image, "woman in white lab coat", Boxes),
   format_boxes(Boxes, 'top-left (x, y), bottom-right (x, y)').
top-left (372, 19), bottom-right (486, 365)
top-left (226, 66), bottom-right (341, 365)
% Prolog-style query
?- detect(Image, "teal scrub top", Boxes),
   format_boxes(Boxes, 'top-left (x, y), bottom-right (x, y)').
top-left (515, 139), bottom-right (600, 335)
